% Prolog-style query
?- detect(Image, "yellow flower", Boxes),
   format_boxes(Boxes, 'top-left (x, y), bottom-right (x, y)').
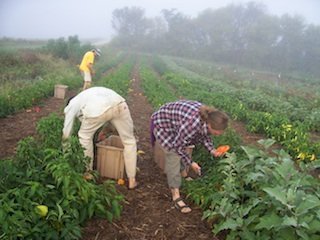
top-left (137, 150), bottom-right (145, 155)
top-left (297, 152), bottom-right (306, 160)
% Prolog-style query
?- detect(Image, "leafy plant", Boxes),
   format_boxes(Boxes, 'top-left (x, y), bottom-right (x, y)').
top-left (0, 114), bottom-right (123, 239)
top-left (185, 140), bottom-right (320, 239)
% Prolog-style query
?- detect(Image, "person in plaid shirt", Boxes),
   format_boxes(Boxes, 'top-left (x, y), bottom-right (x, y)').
top-left (151, 100), bottom-right (229, 213)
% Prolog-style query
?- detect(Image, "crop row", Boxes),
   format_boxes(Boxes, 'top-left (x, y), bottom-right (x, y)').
top-left (0, 50), bottom-right (135, 239)
top-left (156, 57), bottom-right (319, 162)
top-left (171, 56), bottom-right (320, 103)
top-left (165, 57), bottom-right (320, 132)
top-left (138, 55), bottom-right (320, 239)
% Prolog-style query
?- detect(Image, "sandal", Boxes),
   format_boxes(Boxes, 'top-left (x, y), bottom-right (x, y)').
top-left (173, 197), bottom-right (192, 213)
top-left (184, 176), bottom-right (194, 181)
top-left (128, 182), bottom-right (139, 190)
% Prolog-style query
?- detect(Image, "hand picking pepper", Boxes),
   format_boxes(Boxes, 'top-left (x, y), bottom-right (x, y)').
top-left (212, 145), bottom-right (230, 157)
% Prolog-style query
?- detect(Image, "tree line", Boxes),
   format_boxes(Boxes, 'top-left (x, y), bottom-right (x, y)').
top-left (43, 36), bottom-right (94, 63)
top-left (110, 2), bottom-right (320, 77)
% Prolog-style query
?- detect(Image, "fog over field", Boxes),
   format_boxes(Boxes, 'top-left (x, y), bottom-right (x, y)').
top-left (1, 0), bottom-right (319, 40)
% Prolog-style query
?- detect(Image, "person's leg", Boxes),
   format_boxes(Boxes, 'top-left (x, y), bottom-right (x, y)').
top-left (180, 165), bottom-right (188, 178)
top-left (110, 102), bottom-right (137, 189)
top-left (164, 149), bottom-right (192, 213)
top-left (82, 72), bottom-right (92, 90)
top-left (78, 115), bottom-right (109, 170)
top-left (83, 81), bottom-right (91, 90)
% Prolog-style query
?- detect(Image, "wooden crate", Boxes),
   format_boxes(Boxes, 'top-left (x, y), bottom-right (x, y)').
top-left (54, 84), bottom-right (68, 99)
top-left (96, 135), bottom-right (125, 180)
top-left (153, 142), bottom-right (194, 171)
top-left (154, 141), bottom-right (165, 171)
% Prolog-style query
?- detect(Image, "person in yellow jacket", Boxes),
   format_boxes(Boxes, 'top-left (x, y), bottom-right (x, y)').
top-left (79, 48), bottom-right (101, 90)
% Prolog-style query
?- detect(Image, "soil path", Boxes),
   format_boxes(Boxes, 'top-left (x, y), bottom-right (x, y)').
top-left (82, 65), bottom-right (216, 240)
top-left (0, 92), bottom-right (75, 159)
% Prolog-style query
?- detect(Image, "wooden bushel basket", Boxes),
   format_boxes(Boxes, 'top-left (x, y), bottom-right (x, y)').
top-left (153, 142), bottom-right (194, 172)
top-left (54, 84), bottom-right (68, 99)
top-left (96, 135), bottom-right (125, 180)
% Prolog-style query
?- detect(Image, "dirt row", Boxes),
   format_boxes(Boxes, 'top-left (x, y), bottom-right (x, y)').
top-left (82, 65), bottom-right (220, 239)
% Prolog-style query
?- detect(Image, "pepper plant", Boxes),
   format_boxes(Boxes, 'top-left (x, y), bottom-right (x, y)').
top-left (185, 139), bottom-right (320, 239)
top-left (0, 114), bottom-right (123, 239)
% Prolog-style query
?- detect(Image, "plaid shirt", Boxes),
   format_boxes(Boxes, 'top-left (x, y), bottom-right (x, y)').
top-left (151, 100), bottom-right (214, 166)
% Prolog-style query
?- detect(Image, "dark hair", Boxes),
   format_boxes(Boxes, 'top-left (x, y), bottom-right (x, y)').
top-left (199, 105), bottom-right (229, 130)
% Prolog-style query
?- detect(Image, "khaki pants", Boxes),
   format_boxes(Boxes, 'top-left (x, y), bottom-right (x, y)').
top-left (82, 81), bottom-right (91, 90)
top-left (153, 128), bottom-right (186, 188)
top-left (78, 102), bottom-right (137, 177)
top-left (81, 71), bottom-right (92, 90)
top-left (163, 148), bottom-right (185, 189)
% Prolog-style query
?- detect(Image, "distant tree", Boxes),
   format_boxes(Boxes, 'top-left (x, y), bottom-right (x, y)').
top-left (142, 16), bottom-right (168, 53)
top-left (196, 3), bottom-right (269, 64)
top-left (302, 25), bottom-right (320, 75)
top-left (109, 4), bottom-right (320, 77)
top-left (43, 36), bottom-right (93, 62)
top-left (46, 37), bottom-right (68, 59)
top-left (111, 6), bottom-right (150, 48)
top-left (161, 9), bottom-right (202, 57)
top-left (271, 14), bottom-right (306, 71)
top-left (241, 10), bottom-right (280, 69)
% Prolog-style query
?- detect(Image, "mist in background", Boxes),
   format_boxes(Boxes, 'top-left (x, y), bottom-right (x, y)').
top-left (1, 0), bottom-right (320, 40)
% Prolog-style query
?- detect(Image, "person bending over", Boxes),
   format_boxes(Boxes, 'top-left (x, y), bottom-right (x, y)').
top-left (63, 87), bottom-right (138, 189)
top-left (151, 100), bottom-right (229, 213)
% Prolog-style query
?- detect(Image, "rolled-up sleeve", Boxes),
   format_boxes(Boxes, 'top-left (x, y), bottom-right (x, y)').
top-left (203, 135), bottom-right (214, 153)
top-left (62, 106), bottom-right (77, 139)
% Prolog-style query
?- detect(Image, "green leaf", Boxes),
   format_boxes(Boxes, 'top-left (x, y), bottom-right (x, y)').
top-left (263, 186), bottom-right (289, 207)
top-left (308, 218), bottom-right (320, 232)
top-left (213, 218), bottom-right (240, 234)
top-left (296, 195), bottom-right (320, 216)
top-left (241, 199), bottom-right (261, 217)
top-left (56, 203), bottom-right (64, 221)
top-left (296, 229), bottom-right (310, 240)
top-left (88, 202), bottom-right (95, 218)
top-left (106, 211), bottom-right (113, 222)
top-left (282, 216), bottom-right (298, 227)
top-left (239, 229), bottom-right (257, 240)
top-left (255, 212), bottom-right (282, 230)
top-left (258, 139), bottom-right (276, 150)
top-left (112, 200), bottom-right (121, 218)
top-left (79, 207), bottom-right (88, 223)
top-left (277, 149), bottom-right (292, 160)
top-left (274, 158), bottom-right (296, 181)
top-left (241, 146), bottom-right (261, 161)
top-left (276, 228), bottom-right (297, 240)
top-left (245, 172), bottom-right (264, 184)
top-left (286, 187), bottom-right (296, 204)
top-left (45, 184), bottom-right (56, 189)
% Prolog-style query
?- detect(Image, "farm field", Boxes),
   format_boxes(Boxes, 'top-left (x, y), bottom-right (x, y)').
top-left (0, 54), bottom-right (217, 239)
top-left (1, 45), bottom-right (320, 239)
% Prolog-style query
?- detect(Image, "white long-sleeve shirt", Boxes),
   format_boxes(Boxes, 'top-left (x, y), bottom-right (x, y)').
top-left (62, 87), bottom-right (125, 138)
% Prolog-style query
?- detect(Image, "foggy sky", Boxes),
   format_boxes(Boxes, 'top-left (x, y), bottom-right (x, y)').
top-left (1, 0), bottom-right (320, 40)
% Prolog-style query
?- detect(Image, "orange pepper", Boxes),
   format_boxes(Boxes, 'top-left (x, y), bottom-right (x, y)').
top-left (117, 178), bottom-right (125, 185)
top-left (216, 145), bottom-right (230, 154)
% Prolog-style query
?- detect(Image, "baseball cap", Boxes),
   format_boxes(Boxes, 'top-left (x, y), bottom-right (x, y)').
top-left (92, 48), bottom-right (101, 56)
